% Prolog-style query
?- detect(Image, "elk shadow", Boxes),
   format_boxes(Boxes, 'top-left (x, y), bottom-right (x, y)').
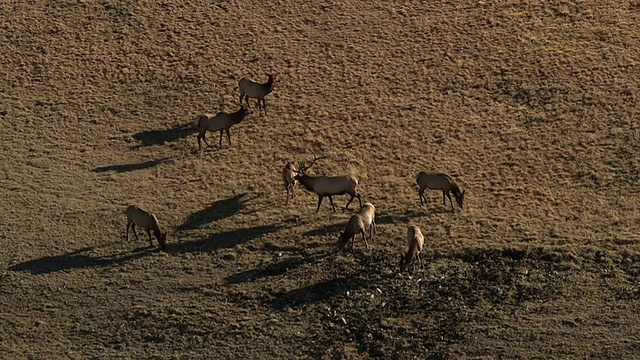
top-left (261, 242), bottom-right (305, 253)
top-left (376, 209), bottom-right (428, 225)
top-left (166, 224), bottom-right (282, 254)
top-left (8, 246), bottom-right (151, 275)
top-left (92, 157), bottom-right (170, 173)
top-left (271, 271), bottom-right (368, 310)
top-left (303, 222), bottom-right (345, 237)
top-left (225, 252), bottom-right (330, 284)
top-left (425, 205), bottom-right (458, 214)
top-left (131, 122), bottom-right (196, 148)
top-left (177, 193), bottom-right (247, 231)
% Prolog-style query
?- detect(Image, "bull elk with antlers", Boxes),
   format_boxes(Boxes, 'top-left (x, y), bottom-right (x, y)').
top-left (293, 154), bottom-right (363, 213)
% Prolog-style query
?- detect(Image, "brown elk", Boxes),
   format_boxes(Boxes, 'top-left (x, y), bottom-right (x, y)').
top-left (416, 172), bottom-right (465, 210)
top-left (194, 106), bottom-right (250, 150)
top-left (125, 205), bottom-right (167, 249)
top-left (337, 214), bottom-right (369, 250)
top-left (239, 74), bottom-right (274, 115)
top-left (283, 161), bottom-right (298, 205)
top-left (399, 225), bottom-right (424, 272)
top-left (337, 202), bottom-right (376, 250)
top-left (293, 154), bottom-right (362, 212)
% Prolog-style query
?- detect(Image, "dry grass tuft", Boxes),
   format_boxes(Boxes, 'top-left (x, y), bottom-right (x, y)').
top-left (1, 1), bottom-right (640, 358)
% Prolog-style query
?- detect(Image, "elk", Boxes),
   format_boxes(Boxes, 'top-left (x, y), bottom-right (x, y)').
top-left (337, 214), bottom-right (369, 250)
top-left (194, 106), bottom-right (250, 150)
top-left (337, 202), bottom-right (377, 250)
top-left (359, 202), bottom-right (376, 240)
top-left (283, 161), bottom-right (298, 205)
top-left (238, 74), bottom-right (274, 115)
top-left (416, 172), bottom-right (465, 210)
top-left (294, 154), bottom-right (362, 212)
top-left (125, 205), bottom-right (167, 249)
top-left (399, 225), bottom-right (424, 272)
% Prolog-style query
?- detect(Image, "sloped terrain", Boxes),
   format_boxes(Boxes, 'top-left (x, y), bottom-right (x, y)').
top-left (1, 1), bottom-right (639, 358)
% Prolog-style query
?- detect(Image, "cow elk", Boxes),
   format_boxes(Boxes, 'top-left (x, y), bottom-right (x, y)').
top-left (337, 202), bottom-right (376, 250)
top-left (125, 205), bottom-right (167, 250)
top-left (337, 214), bottom-right (369, 250)
top-left (399, 225), bottom-right (424, 272)
top-left (194, 106), bottom-right (250, 150)
top-left (416, 172), bottom-right (465, 210)
top-left (238, 74), bottom-right (274, 115)
top-left (283, 161), bottom-right (298, 205)
top-left (358, 202), bottom-right (376, 240)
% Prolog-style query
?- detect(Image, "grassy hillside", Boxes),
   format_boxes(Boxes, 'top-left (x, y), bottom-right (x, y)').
top-left (1, 1), bottom-right (639, 358)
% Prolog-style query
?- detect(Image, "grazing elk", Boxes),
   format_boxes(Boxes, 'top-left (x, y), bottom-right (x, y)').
top-left (125, 205), bottom-right (167, 249)
top-left (294, 154), bottom-right (363, 212)
top-left (399, 225), bottom-right (424, 272)
top-left (416, 172), bottom-right (465, 210)
top-left (359, 202), bottom-right (376, 240)
top-left (283, 161), bottom-right (298, 205)
top-left (337, 214), bottom-right (369, 250)
top-left (337, 202), bottom-right (377, 250)
top-left (194, 106), bottom-right (250, 150)
top-left (238, 74), bottom-right (274, 115)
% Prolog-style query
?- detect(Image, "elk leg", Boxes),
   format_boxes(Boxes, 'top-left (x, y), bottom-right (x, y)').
top-left (146, 229), bottom-right (154, 247)
top-left (131, 224), bottom-right (140, 241)
top-left (418, 189), bottom-right (425, 206)
top-left (219, 130), bottom-right (224, 147)
top-left (225, 128), bottom-right (232, 147)
top-left (345, 194), bottom-right (355, 210)
top-left (262, 99), bottom-right (267, 115)
top-left (245, 95), bottom-right (250, 108)
top-left (316, 195), bottom-right (324, 212)
top-left (126, 220), bottom-right (132, 241)
top-left (199, 132), bottom-right (212, 149)
top-left (356, 193), bottom-right (362, 207)
top-left (445, 192), bottom-right (454, 210)
top-left (361, 229), bottom-right (369, 249)
top-left (328, 196), bottom-right (337, 212)
top-left (442, 190), bottom-right (447, 205)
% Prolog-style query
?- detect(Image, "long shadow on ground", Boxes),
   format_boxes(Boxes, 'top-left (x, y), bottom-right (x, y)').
top-left (225, 252), bottom-right (331, 284)
top-left (131, 122), bottom-right (196, 148)
top-left (177, 193), bottom-right (248, 231)
top-left (270, 271), bottom-right (368, 309)
top-left (375, 208), bottom-right (448, 225)
top-left (92, 157), bottom-right (170, 173)
top-left (166, 224), bottom-right (282, 253)
top-left (8, 246), bottom-right (152, 274)
top-left (303, 222), bottom-right (345, 237)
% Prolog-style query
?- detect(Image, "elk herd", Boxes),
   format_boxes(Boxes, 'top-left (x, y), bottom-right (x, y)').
top-left (126, 73), bottom-right (466, 273)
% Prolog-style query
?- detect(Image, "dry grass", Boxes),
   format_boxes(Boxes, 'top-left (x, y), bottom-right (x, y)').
top-left (1, 1), bottom-right (640, 358)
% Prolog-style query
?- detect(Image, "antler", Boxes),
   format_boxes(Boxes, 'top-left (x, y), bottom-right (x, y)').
top-left (298, 152), bottom-right (326, 174)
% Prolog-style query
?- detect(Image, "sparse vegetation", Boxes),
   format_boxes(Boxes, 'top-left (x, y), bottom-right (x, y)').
top-left (2, 1), bottom-right (640, 359)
